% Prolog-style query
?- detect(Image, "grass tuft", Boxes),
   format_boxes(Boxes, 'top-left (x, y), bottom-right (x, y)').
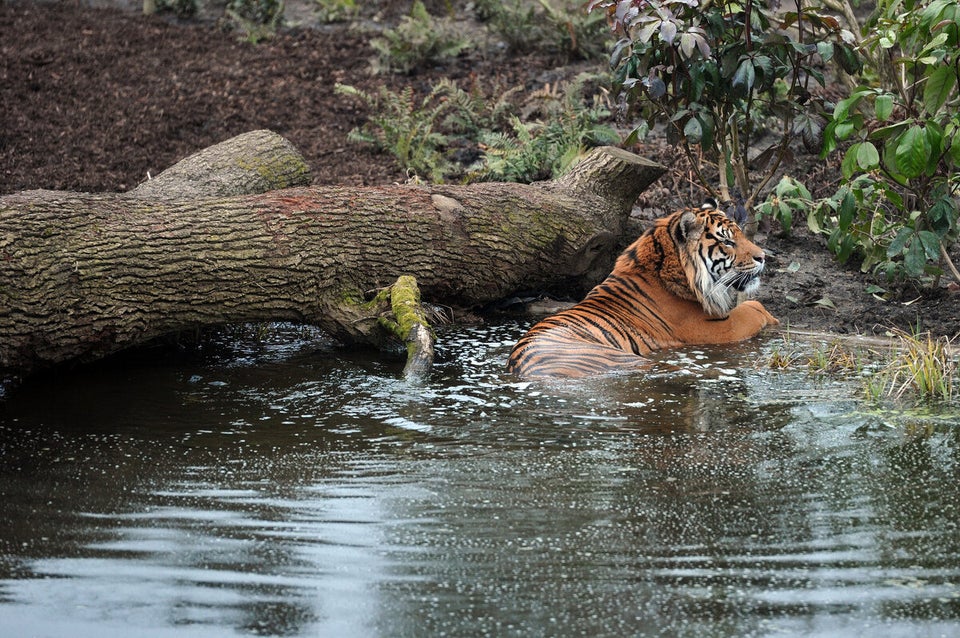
top-left (868, 331), bottom-right (957, 403)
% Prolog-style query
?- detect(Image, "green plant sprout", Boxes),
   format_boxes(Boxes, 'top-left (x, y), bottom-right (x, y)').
top-left (471, 74), bottom-right (619, 182)
top-left (337, 74), bottom-right (617, 184)
top-left (313, 0), bottom-right (356, 23)
top-left (335, 81), bottom-right (469, 182)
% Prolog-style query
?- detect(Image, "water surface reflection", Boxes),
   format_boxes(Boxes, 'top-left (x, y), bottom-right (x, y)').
top-left (0, 321), bottom-right (958, 637)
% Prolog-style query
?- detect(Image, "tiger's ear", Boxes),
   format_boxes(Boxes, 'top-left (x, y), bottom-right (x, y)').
top-left (674, 210), bottom-right (702, 245)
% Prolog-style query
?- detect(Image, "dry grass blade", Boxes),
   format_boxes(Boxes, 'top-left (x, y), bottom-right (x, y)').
top-left (879, 330), bottom-right (956, 402)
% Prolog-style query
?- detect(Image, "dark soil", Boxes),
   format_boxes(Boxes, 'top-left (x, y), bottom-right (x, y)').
top-left (2, 0), bottom-right (959, 341)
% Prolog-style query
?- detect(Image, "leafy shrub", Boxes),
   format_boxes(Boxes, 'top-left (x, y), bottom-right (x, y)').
top-left (370, 0), bottom-right (470, 74)
top-left (812, 0), bottom-right (960, 284)
top-left (590, 0), bottom-right (860, 231)
top-left (756, 175), bottom-right (810, 236)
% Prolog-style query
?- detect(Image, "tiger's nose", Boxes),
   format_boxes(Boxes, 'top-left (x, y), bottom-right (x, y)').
top-left (754, 252), bottom-right (765, 266)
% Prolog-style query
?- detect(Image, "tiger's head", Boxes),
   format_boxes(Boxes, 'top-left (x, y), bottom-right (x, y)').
top-left (620, 199), bottom-right (768, 317)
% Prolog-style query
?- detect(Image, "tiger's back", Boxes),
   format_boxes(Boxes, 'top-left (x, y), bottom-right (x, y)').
top-left (506, 202), bottom-right (778, 377)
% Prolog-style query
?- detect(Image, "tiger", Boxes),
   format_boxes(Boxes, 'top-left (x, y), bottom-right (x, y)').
top-left (506, 200), bottom-right (779, 377)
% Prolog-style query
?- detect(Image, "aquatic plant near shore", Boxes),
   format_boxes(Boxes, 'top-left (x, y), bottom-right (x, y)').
top-left (867, 331), bottom-right (957, 403)
top-left (766, 328), bottom-right (959, 406)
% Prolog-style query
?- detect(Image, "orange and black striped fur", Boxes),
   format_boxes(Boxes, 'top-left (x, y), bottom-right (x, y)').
top-left (507, 201), bottom-right (778, 377)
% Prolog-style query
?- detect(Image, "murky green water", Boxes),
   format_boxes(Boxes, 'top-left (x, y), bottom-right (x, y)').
top-left (1, 321), bottom-right (958, 637)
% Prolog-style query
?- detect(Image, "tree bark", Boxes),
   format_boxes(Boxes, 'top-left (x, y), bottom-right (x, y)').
top-left (128, 128), bottom-right (311, 199)
top-left (0, 136), bottom-right (665, 375)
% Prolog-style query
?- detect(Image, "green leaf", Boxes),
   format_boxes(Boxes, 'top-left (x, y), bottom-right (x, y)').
top-left (688, 65), bottom-right (706, 100)
top-left (895, 126), bottom-right (931, 178)
top-left (833, 90), bottom-right (870, 122)
top-left (928, 196), bottom-right (958, 234)
top-left (835, 112), bottom-right (865, 144)
top-left (834, 120), bottom-right (858, 140)
top-left (904, 238), bottom-right (926, 277)
top-left (868, 120), bottom-right (911, 141)
top-left (921, 0), bottom-right (952, 27)
top-left (637, 21), bottom-right (658, 44)
top-left (679, 32), bottom-right (696, 59)
top-left (808, 67), bottom-right (826, 87)
top-left (874, 93), bottom-right (894, 121)
top-left (887, 226), bottom-right (912, 258)
top-left (813, 297), bottom-right (836, 309)
top-left (834, 44), bottom-right (864, 75)
top-left (753, 55), bottom-right (774, 83)
top-left (623, 121), bottom-right (647, 146)
top-left (925, 123), bottom-right (944, 175)
top-left (697, 114), bottom-right (715, 148)
top-left (856, 141), bottom-right (880, 170)
top-left (820, 120), bottom-right (838, 156)
top-left (883, 134), bottom-right (904, 179)
top-left (775, 175), bottom-right (811, 199)
top-left (919, 30), bottom-right (950, 56)
top-left (780, 207), bottom-right (793, 232)
top-left (923, 65), bottom-right (957, 115)
top-left (660, 20), bottom-right (678, 45)
top-left (732, 58), bottom-right (756, 91)
top-left (816, 40), bottom-right (833, 61)
top-left (879, 182), bottom-right (904, 210)
top-left (610, 38), bottom-right (632, 69)
top-left (950, 127), bottom-right (960, 166)
top-left (837, 233), bottom-right (856, 262)
top-left (838, 189), bottom-right (856, 231)
top-left (841, 143), bottom-right (861, 179)
top-left (683, 117), bottom-right (703, 142)
top-left (827, 227), bottom-right (841, 254)
top-left (918, 230), bottom-right (942, 260)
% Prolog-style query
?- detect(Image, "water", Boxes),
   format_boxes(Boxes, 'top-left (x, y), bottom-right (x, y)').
top-left (1, 321), bottom-right (958, 637)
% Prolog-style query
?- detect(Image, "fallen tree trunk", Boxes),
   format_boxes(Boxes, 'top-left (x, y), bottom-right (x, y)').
top-left (0, 136), bottom-right (665, 376)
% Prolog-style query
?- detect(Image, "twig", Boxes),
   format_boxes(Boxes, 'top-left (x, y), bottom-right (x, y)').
top-left (940, 240), bottom-right (960, 286)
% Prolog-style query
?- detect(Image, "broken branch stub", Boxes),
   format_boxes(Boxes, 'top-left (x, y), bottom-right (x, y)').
top-left (128, 129), bottom-right (312, 199)
top-left (373, 275), bottom-right (436, 382)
